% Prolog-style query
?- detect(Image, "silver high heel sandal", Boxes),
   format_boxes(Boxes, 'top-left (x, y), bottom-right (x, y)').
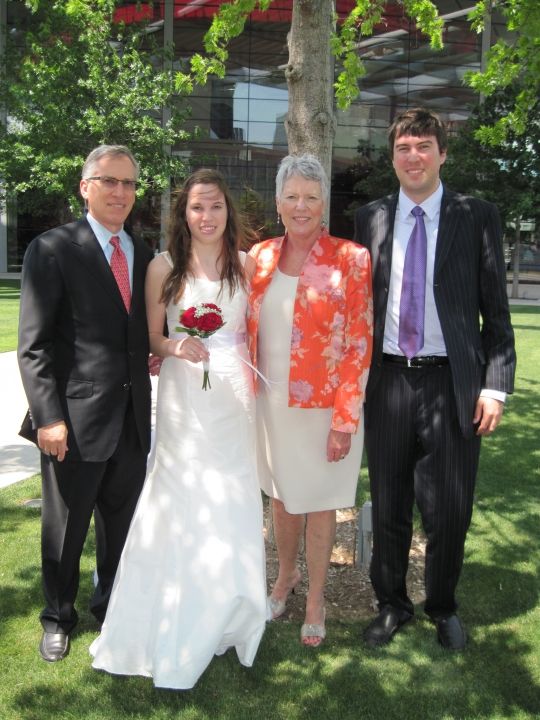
top-left (267, 570), bottom-right (302, 620)
top-left (301, 607), bottom-right (326, 647)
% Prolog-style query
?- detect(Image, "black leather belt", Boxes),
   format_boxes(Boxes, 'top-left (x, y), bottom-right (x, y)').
top-left (382, 353), bottom-right (449, 368)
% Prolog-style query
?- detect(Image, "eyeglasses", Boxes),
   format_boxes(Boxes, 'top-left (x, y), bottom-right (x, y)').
top-left (85, 176), bottom-right (139, 191)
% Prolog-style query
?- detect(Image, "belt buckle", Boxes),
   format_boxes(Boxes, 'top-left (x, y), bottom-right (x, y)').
top-left (407, 357), bottom-right (413, 368)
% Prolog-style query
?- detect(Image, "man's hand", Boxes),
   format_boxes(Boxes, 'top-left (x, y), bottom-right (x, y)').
top-left (37, 421), bottom-right (69, 461)
top-left (148, 353), bottom-right (163, 376)
top-left (473, 397), bottom-right (504, 436)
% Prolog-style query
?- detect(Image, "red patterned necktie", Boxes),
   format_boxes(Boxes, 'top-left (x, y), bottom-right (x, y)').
top-left (109, 236), bottom-right (131, 312)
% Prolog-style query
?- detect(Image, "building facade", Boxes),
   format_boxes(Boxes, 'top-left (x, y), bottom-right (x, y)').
top-left (2, 0), bottom-right (511, 272)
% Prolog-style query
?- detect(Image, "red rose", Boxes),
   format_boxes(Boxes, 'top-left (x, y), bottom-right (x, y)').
top-left (180, 307), bottom-right (197, 328)
top-left (176, 302), bottom-right (225, 389)
top-left (197, 312), bottom-right (223, 332)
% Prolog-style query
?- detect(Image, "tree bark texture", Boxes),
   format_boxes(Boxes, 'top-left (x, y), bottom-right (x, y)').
top-left (285, 0), bottom-right (336, 187)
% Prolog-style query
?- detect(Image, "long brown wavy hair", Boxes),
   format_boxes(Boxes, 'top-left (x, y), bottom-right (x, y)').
top-left (160, 168), bottom-right (255, 306)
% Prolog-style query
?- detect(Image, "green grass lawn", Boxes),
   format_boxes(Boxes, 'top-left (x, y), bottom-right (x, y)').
top-left (0, 302), bottom-right (538, 719)
top-left (0, 279), bottom-right (20, 352)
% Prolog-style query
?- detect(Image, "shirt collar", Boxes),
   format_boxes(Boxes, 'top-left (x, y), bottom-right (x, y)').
top-left (398, 182), bottom-right (443, 222)
top-left (86, 212), bottom-right (129, 252)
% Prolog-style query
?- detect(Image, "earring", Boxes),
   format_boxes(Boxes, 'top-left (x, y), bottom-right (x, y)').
top-left (277, 213), bottom-right (281, 224)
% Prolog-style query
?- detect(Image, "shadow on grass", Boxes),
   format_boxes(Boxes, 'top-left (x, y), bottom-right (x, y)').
top-left (510, 305), bottom-right (540, 332)
top-left (479, 387), bottom-right (539, 474)
top-left (0, 496), bottom-right (102, 641)
top-left (0, 279), bottom-right (21, 300)
top-left (4, 307), bottom-right (538, 720)
top-left (0, 503), bottom-right (40, 535)
top-left (9, 620), bottom-right (540, 720)
top-left (472, 331), bottom-right (540, 568)
top-left (459, 562), bottom-right (538, 625)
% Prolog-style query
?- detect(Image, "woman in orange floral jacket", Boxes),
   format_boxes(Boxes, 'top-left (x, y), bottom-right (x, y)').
top-left (247, 154), bottom-right (373, 646)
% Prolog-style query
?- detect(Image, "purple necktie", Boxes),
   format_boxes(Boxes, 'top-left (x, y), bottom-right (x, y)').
top-left (398, 206), bottom-right (427, 359)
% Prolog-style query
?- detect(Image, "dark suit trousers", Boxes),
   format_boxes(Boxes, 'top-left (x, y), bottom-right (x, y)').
top-left (365, 363), bottom-right (481, 619)
top-left (40, 399), bottom-right (147, 633)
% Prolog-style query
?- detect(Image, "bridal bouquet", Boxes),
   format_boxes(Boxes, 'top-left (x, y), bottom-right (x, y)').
top-left (176, 303), bottom-right (225, 390)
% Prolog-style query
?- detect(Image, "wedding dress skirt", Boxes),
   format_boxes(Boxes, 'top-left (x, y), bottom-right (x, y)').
top-left (90, 263), bottom-right (267, 689)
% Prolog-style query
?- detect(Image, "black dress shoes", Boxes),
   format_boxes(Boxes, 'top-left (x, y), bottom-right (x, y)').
top-left (363, 607), bottom-right (413, 648)
top-left (435, 614), bottom-right (467, 651)
top-left (39, 631), bottom-right (70, 662)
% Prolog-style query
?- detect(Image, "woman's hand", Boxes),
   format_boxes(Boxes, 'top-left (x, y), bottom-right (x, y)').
top-left (326, 429), bottom-right (352, 463)
top-left (169, 336), bottom-right (210, 363)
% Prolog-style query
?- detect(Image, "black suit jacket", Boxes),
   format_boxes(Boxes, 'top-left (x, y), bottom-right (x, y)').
top-left (18, 218), bottom-right (153, 461)
top-left (354, 189), bottom-right (516, 438)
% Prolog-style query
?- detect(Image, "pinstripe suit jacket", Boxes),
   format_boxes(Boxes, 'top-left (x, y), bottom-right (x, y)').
top-left (354, 188), bottom-right (516, 438)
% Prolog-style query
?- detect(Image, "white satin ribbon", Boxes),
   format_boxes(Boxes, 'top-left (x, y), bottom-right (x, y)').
top-left (205, 331), bottom-right (272, 391)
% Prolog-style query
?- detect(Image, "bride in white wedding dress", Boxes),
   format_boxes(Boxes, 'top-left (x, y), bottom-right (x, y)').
top-left (90, 169), bottom-right (267, 690)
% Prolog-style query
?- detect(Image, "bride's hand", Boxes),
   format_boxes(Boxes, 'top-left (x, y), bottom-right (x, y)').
top-left (170, 336), bottom-right (210, 363)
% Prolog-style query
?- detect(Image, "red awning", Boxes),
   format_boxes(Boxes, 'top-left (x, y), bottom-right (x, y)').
top-left (113, 1), bottom-right (407, 26)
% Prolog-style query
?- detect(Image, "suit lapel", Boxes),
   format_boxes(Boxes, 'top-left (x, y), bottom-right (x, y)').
top-left (434, 189), bottom-right (459, 276)
top-left (377, 195), bottom-right (398, 291)
top-left (368, 195), bottom-right (397, 357)
top-left (131, 236), bottom-right (148, 315)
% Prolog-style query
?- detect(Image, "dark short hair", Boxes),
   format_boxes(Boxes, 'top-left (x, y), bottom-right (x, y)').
top-left (388, 108), bottom-right (448, 156)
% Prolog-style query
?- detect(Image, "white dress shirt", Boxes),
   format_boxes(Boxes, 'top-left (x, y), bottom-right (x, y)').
top-left (383, 183), bottom-right (445, 357)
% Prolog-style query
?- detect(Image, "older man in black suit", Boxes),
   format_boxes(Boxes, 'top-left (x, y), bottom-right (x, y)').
top-left (354, 108), bottom-right (516, 650)
top-left (18, 145), bottom-right (153, 662)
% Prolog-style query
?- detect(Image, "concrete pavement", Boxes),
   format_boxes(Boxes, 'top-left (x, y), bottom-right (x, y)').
top-left (0, 351), bottom-right (40, 488)
top-left (0, 351), bottom-right (158, 490)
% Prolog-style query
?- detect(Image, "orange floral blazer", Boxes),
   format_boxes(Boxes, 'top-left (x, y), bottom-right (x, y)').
top-left (247, 230), bottom-right (373, 433)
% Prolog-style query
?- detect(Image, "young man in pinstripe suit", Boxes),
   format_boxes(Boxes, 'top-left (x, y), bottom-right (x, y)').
top-left (354, 108), bottom-right (516, 651)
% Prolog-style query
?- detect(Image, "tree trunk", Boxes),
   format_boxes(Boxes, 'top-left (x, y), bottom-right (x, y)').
top-left (511, 218), bottom-right (521, 299)
top-left (285, 0), bottom-right (336, 193)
